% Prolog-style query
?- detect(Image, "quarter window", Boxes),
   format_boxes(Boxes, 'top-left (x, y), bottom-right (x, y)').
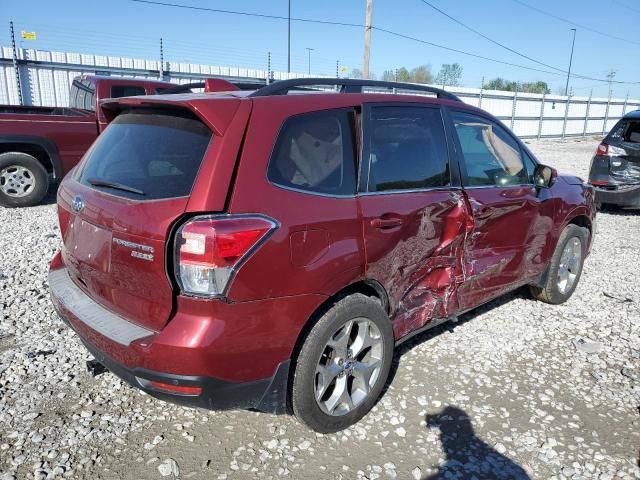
top-left (451, 112), bottom-right (529, 187)
top-left (366, 106), bottom-right (450, 192)
top-left (268, 109), bottom-right (356, 196)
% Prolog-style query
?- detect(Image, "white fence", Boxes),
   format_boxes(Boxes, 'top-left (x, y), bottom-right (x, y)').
top-left (2, 46), bottom-right (639, 139)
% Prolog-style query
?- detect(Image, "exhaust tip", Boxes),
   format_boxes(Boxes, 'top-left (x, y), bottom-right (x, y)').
top-left (86, 358), bottom-right (107, 377)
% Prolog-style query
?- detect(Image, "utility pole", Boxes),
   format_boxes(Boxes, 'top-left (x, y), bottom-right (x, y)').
top-left (564, 28), bottom-right (576, 96)
top-left (606, 70), bottom-right (616, 98)
top-left (159, 37), bottom-right (164, 81)
top-left (363, 0), bottom-right (373, 79)
top-left (604, 70), bottom-right (616, 135)
top-left (10, 21), bottom-right (23, 105)
top-left (287, 0), bottom-right (291, 74)
top-left (306, 47), bottom-right (314, 74)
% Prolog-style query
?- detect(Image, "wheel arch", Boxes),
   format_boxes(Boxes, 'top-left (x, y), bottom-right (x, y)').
top-left (285, 279), bottom-right (391, 411)
top-left (562, 208), bottom-right (594, 252)
top-left (0, 136), bottom-right (63, 178)
top-left (534, 212), bottom-right (593, 289)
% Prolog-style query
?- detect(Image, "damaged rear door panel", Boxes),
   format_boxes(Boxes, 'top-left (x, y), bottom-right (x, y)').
top-left (358, 103), bottom-right (469, 340)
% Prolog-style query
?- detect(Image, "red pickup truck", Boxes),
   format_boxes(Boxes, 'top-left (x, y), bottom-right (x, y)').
top-left (0, 75), bottom-right (173, 207)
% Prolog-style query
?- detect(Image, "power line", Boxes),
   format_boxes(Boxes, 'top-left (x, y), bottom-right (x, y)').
top-left (611, 0), bottom-right (640, 15)
top-left (128, 0), bottom-right (364, 28)
top-left (373, 26), bottom-right (564, 77)
top-left (417, 0), bottom-right (565, 73)
top-left (510, 0), bottom-right (640, 46)
top-left (373, 27), bottom-right (640, 85)
top-left (21, 1), bottom-right (640, 86)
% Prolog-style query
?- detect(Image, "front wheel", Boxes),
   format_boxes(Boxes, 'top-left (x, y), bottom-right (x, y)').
top-left (0, 152), bottom-right (49, 208)
top-left (529, 224), bottom-right (589, 304)
top-left (291, 294), bottom-right (394, 433)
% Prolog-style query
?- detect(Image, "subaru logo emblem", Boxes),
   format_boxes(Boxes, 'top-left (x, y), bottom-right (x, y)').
top-left (72, 195), bottom-right (84, 213)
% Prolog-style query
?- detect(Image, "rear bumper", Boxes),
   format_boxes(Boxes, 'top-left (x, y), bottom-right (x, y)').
top-left (593, 184), bottom-right (640, 208)
top-left (48, 265), bottom-right (296, 413)
top-left (76, 330), bottom-right (290, 412)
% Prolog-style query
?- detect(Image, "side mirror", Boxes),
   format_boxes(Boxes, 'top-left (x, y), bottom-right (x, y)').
top-left (534, 165), bottom-right (557, 188)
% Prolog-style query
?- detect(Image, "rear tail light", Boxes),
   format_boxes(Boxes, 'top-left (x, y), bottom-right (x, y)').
top-left (596, 143), bottom-right (608, 155)
top-left (174, 215), bottom-right (277, 297)
top-left (596, 143), bottom-right (626, 156)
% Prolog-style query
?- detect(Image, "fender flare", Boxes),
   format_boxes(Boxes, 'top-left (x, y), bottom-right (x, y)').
top-left (0, 135), bottom-right (63, 179)
top-left (559, 205), bottom-right (593, 238)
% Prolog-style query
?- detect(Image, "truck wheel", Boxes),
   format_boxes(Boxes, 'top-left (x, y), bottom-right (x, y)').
top-left (291, 294), bottom-right (394, 433)
top-left (0, 152), bottom-right (49, 208)
top-left (529, 224), bottom-right (589, 304)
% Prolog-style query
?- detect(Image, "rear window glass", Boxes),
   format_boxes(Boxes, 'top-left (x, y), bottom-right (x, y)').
top-left (267, 109), bottom-right (357, 196)
top-left (624, 121), bottom-right (640, 143)
top-left (70, 79), bottom-right (96, 111)
top-left (78, 110), bottom-right (212, 200)
top-left (110, 85), bottom-right (146, 98)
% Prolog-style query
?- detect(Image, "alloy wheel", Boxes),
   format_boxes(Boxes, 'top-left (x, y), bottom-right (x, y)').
top-left (314, 318), bottom-right (384, 416)
top-left (557, 237), bottom-right (582, 295)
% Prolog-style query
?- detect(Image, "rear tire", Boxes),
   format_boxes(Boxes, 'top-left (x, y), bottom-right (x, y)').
top-left (291, 294), bottom-right (394, 433)
top-left (0, 152), bottom-right (49, 208)
top-left (529, 224), bottom-right (589, 304)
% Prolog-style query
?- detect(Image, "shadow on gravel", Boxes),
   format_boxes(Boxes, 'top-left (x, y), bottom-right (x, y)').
top-left (423, 406), bottom-right (531, 480)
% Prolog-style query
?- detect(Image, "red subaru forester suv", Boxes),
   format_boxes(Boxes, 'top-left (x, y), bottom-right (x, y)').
top-left (49, 78), bottom-right (596, 432)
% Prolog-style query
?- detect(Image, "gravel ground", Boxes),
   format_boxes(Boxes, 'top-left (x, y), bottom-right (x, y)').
top-left (1, 137), bottom-right (639, 480)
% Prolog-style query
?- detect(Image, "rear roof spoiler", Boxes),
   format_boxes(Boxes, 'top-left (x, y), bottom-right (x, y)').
top-left (162, 79), bottom-right (266, 95)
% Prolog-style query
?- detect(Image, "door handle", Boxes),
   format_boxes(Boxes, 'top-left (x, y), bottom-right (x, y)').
top-left (370, 217), bottom-right (403, 229)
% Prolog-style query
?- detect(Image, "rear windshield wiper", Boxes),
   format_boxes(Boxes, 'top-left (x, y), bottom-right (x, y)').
top-left (87, 178), bottom-right (145, 196)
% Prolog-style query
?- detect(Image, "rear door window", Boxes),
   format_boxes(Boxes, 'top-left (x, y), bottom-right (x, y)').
top-left (364, 105), bottom-right (450, 192)
top-left (268, 109), bottom-right (357, 196)
top-left (110, 85), bottom-right (147, 98)
top-left (78, 109), bottom-right (212, 200)
top-left (451, 111), bottom-right (529, 187)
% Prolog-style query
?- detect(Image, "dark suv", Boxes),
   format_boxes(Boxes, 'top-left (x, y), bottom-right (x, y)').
top-left (589, 110), bottom-right (640, 208)
top-left (49, 78), bottom-right (596, 432)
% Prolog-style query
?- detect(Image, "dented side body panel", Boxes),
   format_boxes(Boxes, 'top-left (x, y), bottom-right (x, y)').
top-left (362, 103), bottom-right (597, 343)
top-left (457, 185), bottom-right (553, 310)
top-left (359, 190), bottom-right (469, 340)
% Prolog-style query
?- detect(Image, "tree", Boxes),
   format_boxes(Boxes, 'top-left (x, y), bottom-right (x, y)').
top-left (434, 63), bottom-right (462, 87)
top-left (484, 77), bottom-right (550, 94)
top-left (350, 68), bottom-right (376, 80)
top-left (410, 65), bottom-right (433, 84)
top-left (350, 68), bottom-right (363, 79)
top-left (382, 69), bottom-right (396, 82)
top-left (395, 67), bottom-right (411, 82)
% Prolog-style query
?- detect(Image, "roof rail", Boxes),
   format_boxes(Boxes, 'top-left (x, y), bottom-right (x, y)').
top-left (248, 78), bottom-right (461, 101)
